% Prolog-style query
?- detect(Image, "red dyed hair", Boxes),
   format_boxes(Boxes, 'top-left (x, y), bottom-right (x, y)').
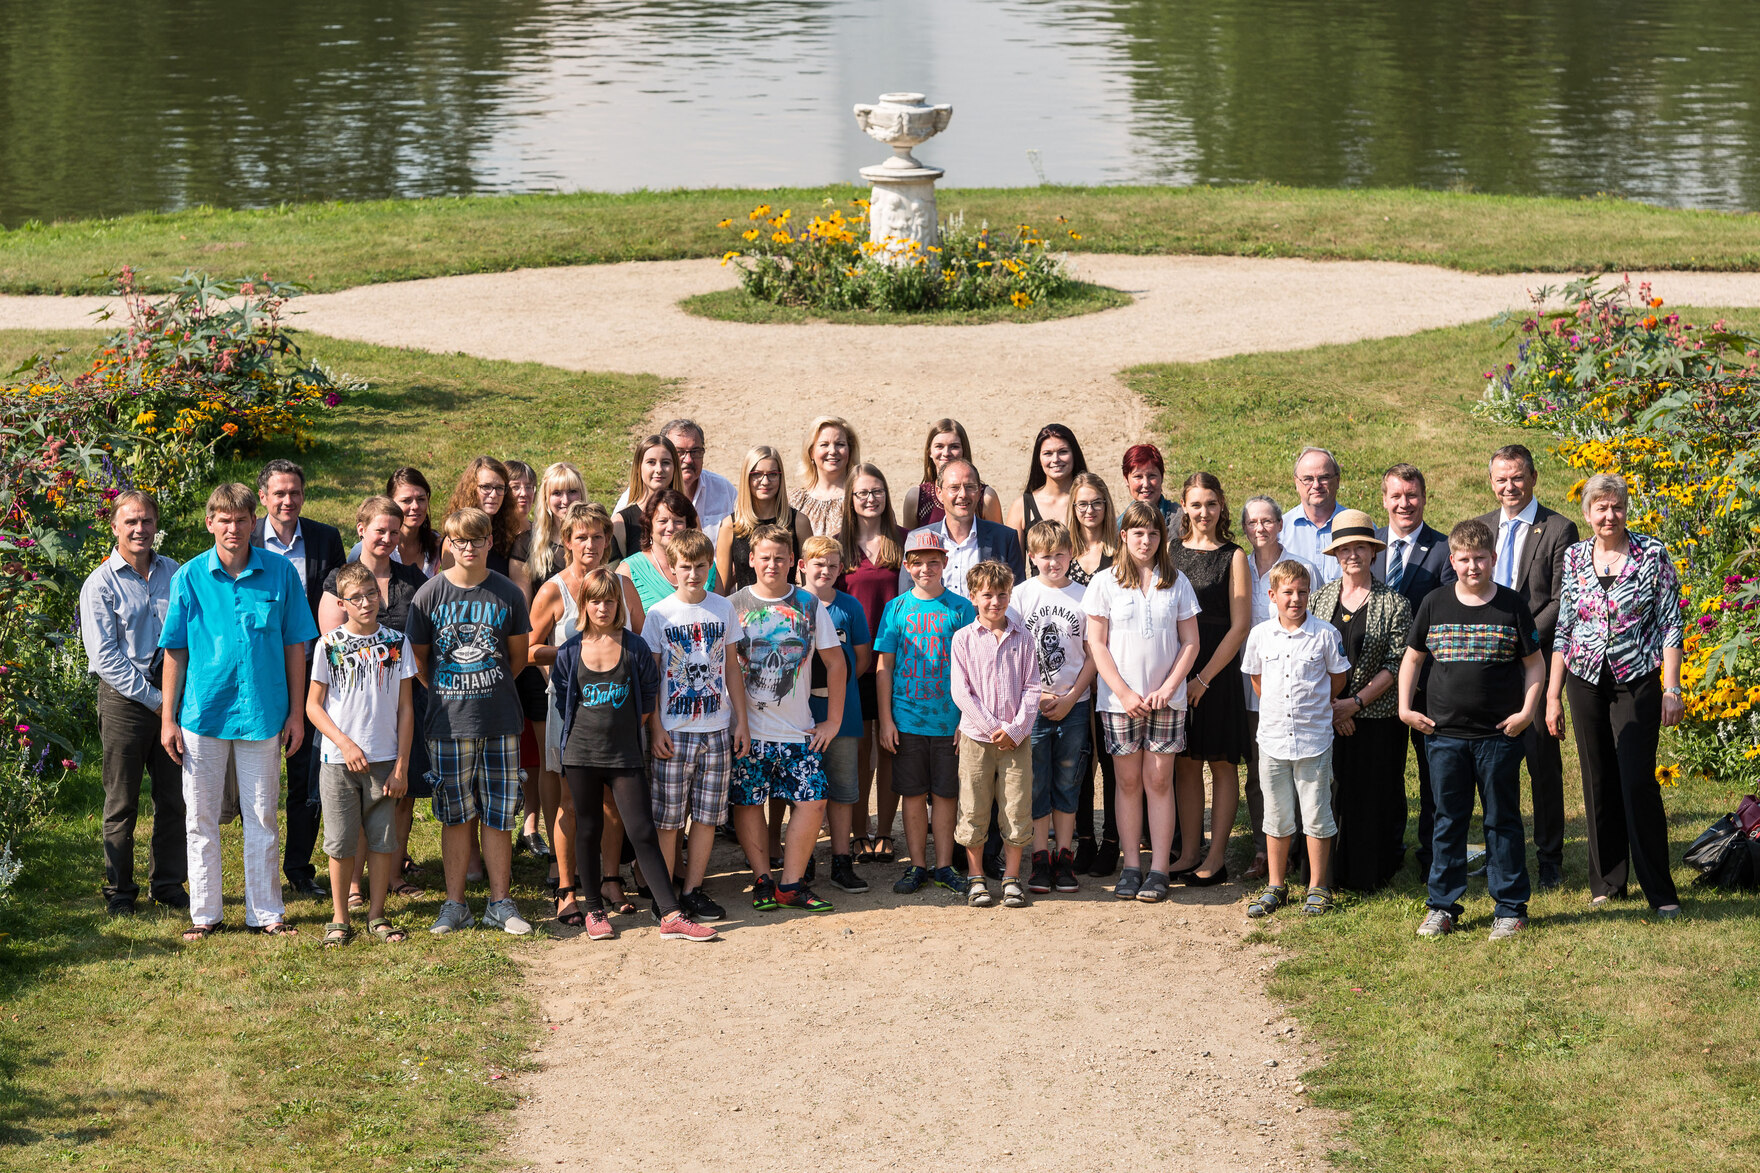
top-left (1121, 443), bottom-right (1165, 477)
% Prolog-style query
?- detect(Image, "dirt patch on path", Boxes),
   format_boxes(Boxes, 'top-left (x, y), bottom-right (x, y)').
top-left (504, 837), bottom-right (1338, 1173)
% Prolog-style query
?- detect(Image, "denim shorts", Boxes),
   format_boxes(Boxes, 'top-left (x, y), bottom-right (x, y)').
top-left (426, 735), bottom-right (522, 830)
top-left (821, 736), bottom-right (860, 805)
top-left (732, 740), bottom-right (828, 806)
top-left (1031, 700), bottom-right (1091, 818)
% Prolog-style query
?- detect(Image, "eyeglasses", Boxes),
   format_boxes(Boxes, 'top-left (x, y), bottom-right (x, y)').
top-left (450, 537), bottom-right (490, 550)
top-left (673, 446), bottom-right (705, 459)
top-left (339, 593), bottom-right (378, 608)
top-left (944, 483), bottom-right (980, 496)
top-left (1296, 474), bottom-right (1338, 487)
top-left (1074, 499), bottom-right (1105, 512)
top-left (750, 470), bottom-right (781, 482)
top-left (852, 489), bottom-right (887, 501)
top-left (477, 482), bottom-right (506, 496)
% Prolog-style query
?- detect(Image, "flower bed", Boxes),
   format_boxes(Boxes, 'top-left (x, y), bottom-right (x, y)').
top-left (0, 271), bottom-right (358, 886)
top-left (1479, 276), bottom-right (1760, 788)
top-left (715, 198), bottom-right (1084, 313)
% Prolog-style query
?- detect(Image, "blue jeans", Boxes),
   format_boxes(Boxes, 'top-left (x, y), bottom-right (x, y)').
top-left (1426, 733), bottom-right (1530, 919)
top-left (1030, 701), bottom-right (1091, 820)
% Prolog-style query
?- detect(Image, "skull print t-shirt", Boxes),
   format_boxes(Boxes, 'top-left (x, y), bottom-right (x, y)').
top-left (642, 592), bottom-right (745, 735)
top-left (1011, 577), bottom-right (1089, 698)
top-left (405, 570), bottom-right (532, 739)
top-left (730, 585), bottom-right (840, 745)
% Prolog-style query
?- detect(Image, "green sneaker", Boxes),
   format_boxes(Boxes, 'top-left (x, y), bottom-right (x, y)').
top-left (775, 883), bottom-right (833, 912)
top-left (751, 876), bottom-right (779, 911)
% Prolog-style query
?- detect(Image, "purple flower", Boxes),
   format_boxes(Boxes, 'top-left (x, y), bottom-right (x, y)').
top-left (323, 392), bottom-right (340, 407)
top-left (1697, 614), bottom-right (1718, 630)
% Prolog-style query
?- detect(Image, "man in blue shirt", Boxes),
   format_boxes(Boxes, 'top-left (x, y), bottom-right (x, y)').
top-left (159, 483), bottom-right (319, 939)
top-left (1281, 446), bottom-right (1343, 584)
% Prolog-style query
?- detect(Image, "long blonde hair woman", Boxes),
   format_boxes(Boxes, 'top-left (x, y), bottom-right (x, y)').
top-left (612, 433), bottom-right (680, 560)
top-left (789, 415), bottom-right (859, 536)
top-left (511, 461), bottom-right (584, 603)
top-left (901, 417), bottom-right (1004, 527)
top-left (716, 445), bottom-right (813, 593)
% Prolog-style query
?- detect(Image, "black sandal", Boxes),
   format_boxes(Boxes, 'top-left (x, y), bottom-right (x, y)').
top-left (182, 922), bottom-right (219, 941)
top-left (872, 836), bottom-right (896, 863)
top-left (851, 835), bottom-right (874, 864)
top-left (554, 886), bottom-right (586, 927)
top-left (600, 878), bottom-right (636, 916)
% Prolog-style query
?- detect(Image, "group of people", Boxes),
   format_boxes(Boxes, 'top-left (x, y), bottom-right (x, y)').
top-left (80, 414), bottom-right (1688, 946)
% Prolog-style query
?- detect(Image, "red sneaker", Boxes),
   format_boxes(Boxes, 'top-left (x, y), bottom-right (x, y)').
top-left (586, 909), bottom-right (615, 940)
top-left (659, 912), bottom-right (718, 942)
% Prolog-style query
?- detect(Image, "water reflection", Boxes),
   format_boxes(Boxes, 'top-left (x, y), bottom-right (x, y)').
top-left (3, 0), bottom-right (1759, 226)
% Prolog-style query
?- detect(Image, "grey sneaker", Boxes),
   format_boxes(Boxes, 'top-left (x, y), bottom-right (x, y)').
top-left (1488, 916), bottom-right (1527, 940)
top-left (429, 899), bottom-right (475, 935)
top-left (1416, 908), bottom-right (1455, 937)
top-left (482, 897), bottom-right (532, 936)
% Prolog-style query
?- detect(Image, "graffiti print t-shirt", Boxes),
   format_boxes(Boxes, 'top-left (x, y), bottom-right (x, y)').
top-left (1406, 584), bottom-right (1540, 740)
top-left (731, 586), bottom-right (840, 745)
top-left (642, 593), bottom-right (744, 734)
top-left (405, 570), bottom-right (532, 739)
top-left (311, 624), bottom-right (417, 764)
top-left (1011, 577), bottom-right (1089, 697)
top-left (874, 589), bottom-right (978, 737)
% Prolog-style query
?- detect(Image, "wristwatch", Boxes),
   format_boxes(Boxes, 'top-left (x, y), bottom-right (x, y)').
top-left (1664, 685), bottom-right (1683, 697)
top-left (1353, 694), bottom-right (1366, 712)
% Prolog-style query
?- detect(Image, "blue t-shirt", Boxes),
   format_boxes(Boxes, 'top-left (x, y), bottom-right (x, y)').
top-left (809, 590), bottom-right (871, 739)
top-left (873, 588), bottom-right (976, 737)
top-left (159, 546), bottom-right (319, 741)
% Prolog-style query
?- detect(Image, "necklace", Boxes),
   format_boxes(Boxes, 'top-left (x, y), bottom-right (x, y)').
top-left (1595, 549), bottom-right (1628, 576)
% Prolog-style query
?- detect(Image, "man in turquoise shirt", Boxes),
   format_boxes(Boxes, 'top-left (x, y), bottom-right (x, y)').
top-left (159, 483), bottom-right (318, 938)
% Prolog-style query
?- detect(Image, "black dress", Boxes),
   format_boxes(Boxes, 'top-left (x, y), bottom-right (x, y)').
top-left (725, 507), bottom-right (801, 592)
top-left (1328, 598), bottom-right (1409, 892)
top-left (1173, 543), bottom-right (1249, 764)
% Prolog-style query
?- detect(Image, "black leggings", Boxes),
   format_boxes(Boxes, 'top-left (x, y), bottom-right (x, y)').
top-left (565, 766), bottom-right (679, 917)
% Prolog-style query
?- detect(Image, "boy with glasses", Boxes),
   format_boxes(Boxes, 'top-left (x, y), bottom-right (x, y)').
top-left (406, 508), bottom-right (534, 935)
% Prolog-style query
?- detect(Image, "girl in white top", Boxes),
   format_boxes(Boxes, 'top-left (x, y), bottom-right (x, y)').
top-left (528, 502), bottom-right (647, 923)
top-left (1082, 500), bottom-right (1201, 902)
top-left (788, 415), bottom-right (858, 537)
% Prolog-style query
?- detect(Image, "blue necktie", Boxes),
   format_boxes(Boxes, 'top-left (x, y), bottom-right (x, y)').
top-left (1387, 538), bottom-right (1406, 593)
top-left (1498, 521), bottom-right (1518, 588)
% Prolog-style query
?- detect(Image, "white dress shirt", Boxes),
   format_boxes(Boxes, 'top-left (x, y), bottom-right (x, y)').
top-left (899, 520), bottom-right (983, 599)
top-left (1495, 497), bottom-right (1539, 588)
top-left (1239, 614), bottom-right (1352, 760)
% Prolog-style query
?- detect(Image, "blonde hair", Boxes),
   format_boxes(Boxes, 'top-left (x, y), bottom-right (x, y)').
top-left (966, 560), bottom-right (1015, 596)
top-left (562, 501), bottom-right (612, 545)
top-left (733, 445), bottom-right (789, 537)
top-left (798, 416), bottom-right (859, 490)
top-left (205, 483), bottom-right (257, 519)
top-left (442, 507), bottom-right (492, 542)
top-left (664, 528), bottom-right (716, 566)
top-left (574, 567), bottom-right (629, 634)
top-left (527, 462), bottom-right (584, 583)
top-left (840, 463), bottom-right (900, 570)
top-left (355, 495), bottom-right (404, 529)
top-left (1067, 472), bottom-right (1117, 559)
top-left (1112, 501), bottom-right (1178, 591)
top-left (800, 535), bottom-right (843, 564)
top-left (625, 434), bottom-right (680, 507)
top-left (920, 418), bottom-right (973, 484)
top-left (1026, 519), bottom-right (1074, 557)
top-left (1267, 559), bottom-right (1312, 591)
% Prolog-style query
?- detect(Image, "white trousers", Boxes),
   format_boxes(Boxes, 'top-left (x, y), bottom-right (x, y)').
top-left (183, 732), bottom-right (284, 927)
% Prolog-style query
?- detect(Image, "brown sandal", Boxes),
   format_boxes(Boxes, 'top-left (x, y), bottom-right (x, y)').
top-left (182, 922), bottom-right (219, 941)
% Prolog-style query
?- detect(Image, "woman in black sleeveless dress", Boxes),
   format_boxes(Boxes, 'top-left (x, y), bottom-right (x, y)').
top-left (715, 445), bottom-right (814, 592)
top-left (1007, 423), bottom-right (1088, 567)
top-left (1169, 472), bottom-right (1252, 885)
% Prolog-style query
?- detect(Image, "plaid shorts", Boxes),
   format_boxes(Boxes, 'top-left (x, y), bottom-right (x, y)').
top-left (426, 735), bottom-right (523, 830)
top-left (650, 728), bottom-right (732, 831)
top-left (731, 740), bottom-right (828, 806)
top-left (1100, 708), bottom-right (1187, 756)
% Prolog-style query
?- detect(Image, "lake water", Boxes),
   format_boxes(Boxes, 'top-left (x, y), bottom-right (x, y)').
top-left (5, 0), bottom-right (1760, 227)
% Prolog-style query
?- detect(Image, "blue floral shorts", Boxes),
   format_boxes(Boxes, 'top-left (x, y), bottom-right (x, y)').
top-left (731, 740), bottom-right (827, 806)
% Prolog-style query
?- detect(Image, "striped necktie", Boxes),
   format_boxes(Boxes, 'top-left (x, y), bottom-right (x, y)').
top-left (1387, 538), bottom-right (1406, 593)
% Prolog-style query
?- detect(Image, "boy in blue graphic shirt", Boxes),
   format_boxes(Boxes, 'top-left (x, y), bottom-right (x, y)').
top-left (875, 529), bottom-right (977, 896)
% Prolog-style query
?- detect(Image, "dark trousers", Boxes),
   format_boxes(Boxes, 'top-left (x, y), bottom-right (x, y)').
top-left (282, 709), bottom-right (321, 884)
top-left (1521, 664), bottom-right (1566, 871)
top-left (98, 682), bottom-right (185, 902)
top-left (1566, 666), bottom-right (1679, 908)
top-left (1413, 728), bottom-right (1434, 874)
top-left (1427, 733), bottom-right (1530, 919)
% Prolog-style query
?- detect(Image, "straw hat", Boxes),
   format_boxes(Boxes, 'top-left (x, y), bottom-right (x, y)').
top-left (1320, 509), bottom-right (1387, 555)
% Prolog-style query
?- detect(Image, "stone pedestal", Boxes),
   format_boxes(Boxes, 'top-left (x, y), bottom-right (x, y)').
top-left (853, 92), bottom-right (953, 256)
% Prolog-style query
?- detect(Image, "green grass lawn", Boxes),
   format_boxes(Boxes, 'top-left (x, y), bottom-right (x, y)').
top-left (6, 183), bottom-right (1760, 295)
top-left (679, 281), bottom-right (1132, 326)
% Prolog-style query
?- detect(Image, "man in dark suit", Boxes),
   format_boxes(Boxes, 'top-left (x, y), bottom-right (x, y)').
top-left (1473, 444), bottom-right (1579, 890)
top-left (1373, 463), bottom-right (1455, 876)
top-left (252, 458), bottom-right (347, 899)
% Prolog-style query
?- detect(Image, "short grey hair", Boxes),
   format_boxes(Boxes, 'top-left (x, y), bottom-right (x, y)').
top-left (661, 418), bottom-right (705, 445)
top-left (1580, 473), bottom-right (1629, 512)
top-left (1294, 446), bottom-right (1339, 476)
top-left (1240, 494), bottom-right (1283, 530)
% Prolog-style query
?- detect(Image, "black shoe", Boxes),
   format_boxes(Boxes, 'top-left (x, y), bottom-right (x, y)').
top-left (152, 887), bottom-right (190, 910)
top-left (1053, 848), bottom-right (1081, 893)
top-left (951, 845), bottom-right (970, 873)
top-left (288, 876), bottom-right (329, 899)
top-left (982, 852), bottom-right (1004, 881)
top-left (681, 888), bottom-right (726, 922)
top-left (751, 876), bottom-right (779, 911)
top-left (803, 853), bottom-right (817, 885)
top-left (1073, 837), bottom-right (1096, 874)
top-left (1186, 865), bottom-right (1228, 888)
top-left (521, 831), bottom-right (553, 859)
top-left (1027, 851), bottom-right (1053, 894)
top-left (106, 897), bottom-right (138, 916)
top-left (1089, 839), bottom-right (1120, 877)
top-left (829, 854), bottom-right (868, 893)
top-left (1537, 863), bottom-right (1563, 891)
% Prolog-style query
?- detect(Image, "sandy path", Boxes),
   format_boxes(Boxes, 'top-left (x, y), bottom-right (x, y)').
top-left (506, 836), bottom-right (1339, 1173)
top-left (13, 258), bottom-right (1760, 500)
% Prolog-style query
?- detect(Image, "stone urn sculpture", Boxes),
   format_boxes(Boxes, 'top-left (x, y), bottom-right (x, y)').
top-left (853, 92), bottom-right (953, 255)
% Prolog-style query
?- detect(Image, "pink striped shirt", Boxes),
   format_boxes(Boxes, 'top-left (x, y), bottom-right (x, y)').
top-left (950, 617), bottom-right (1041, 745)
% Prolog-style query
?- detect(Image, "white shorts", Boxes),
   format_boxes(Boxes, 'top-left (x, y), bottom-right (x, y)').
top-left (1258, 747), bottom-right (1336, 839)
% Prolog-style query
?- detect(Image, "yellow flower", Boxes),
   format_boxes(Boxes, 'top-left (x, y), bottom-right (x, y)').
top-left (750, 205), bottom-right (772, 219)
top-left (743, 229), bottom-right (760, 241)
top-left (1069, 231), bottom-right (1082, 241)
top-left (134, 411), bottom-right (156, 426)
top-left (1655, 764), bottom-right (1680, 786)
top-left (720, 251), bottom-right (740, 266)
top-left (772, 231), bottom-right (793, 243)
top-left (717, 219), bottom-right (733, 228)
top-left (1010, 291), bottom-right (1032, 308)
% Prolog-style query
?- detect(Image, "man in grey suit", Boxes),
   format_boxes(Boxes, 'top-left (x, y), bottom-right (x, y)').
top-left (1373, 463), bottom-right (1454, 876)
top-left (1474, 444), bottom-right (1578, 890)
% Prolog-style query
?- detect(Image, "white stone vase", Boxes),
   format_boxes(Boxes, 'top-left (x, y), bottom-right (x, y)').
top-left (853, 92), bottom-right (953, 255)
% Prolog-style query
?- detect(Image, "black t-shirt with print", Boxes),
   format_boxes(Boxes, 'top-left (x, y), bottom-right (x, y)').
top-left (1407, 585), bottom-right (1540, 740)
top-left (405, 570), bottom-right (532, 739)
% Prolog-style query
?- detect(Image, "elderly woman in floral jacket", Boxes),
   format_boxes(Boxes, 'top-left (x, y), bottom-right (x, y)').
top-left (1545, 473), bottom-right (1684, 916)
top-left (1309, 510), bottom-right (1413, 896)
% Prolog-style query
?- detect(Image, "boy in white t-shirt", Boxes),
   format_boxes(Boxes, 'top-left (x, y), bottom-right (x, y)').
top-left (729, 524), bottom-right (846, 913)
top-left (1013, 521), bottom-right (1097, 895)
top-left (1238, 560), bottom-right (1350, 919)
top-left (305, 561), bottom-right (417, 945)
top-left (642, 528), bottom-right (748, 923)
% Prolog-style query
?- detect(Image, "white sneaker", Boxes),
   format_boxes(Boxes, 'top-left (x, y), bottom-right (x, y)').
top-left (429, 899), bottom-right (475, 935)
top-left (482, 897), bottom-right (532, 936)
top-left (1488, 916), bottom-right (1527, 940)
top-left (1416, 908), bottom-right (1455, 937)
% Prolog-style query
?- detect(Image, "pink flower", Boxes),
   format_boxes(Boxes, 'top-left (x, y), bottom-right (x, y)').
top-left (60, 759), bottom-right (74, 769)
top-left (13, 724), bottom-right (27, 733)
top-left (323, 393), bottom-right (340, 407)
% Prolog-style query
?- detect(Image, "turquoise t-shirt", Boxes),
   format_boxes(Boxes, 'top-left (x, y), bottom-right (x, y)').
top-left (873, 589), bottom-right (976, 737)
top-left (159, 546), bottom-right (320, 741)
top-left (809, 589), bottom-right (871, 739)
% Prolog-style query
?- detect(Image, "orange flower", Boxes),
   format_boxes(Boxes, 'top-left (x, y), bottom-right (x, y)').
top-left (221, 422), bottom-right (239, 436)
